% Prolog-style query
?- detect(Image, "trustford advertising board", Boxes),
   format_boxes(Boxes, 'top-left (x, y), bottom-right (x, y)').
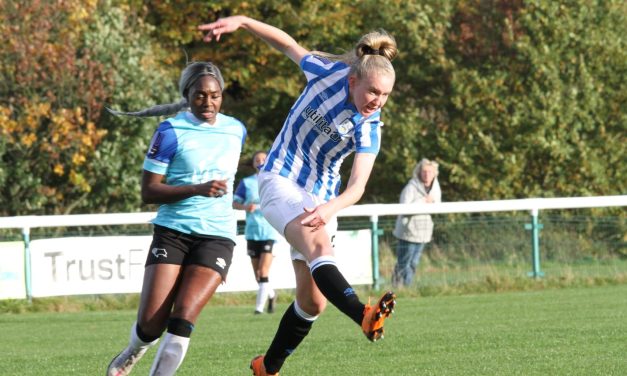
top-left (3, 230), bottom-right (372, 299)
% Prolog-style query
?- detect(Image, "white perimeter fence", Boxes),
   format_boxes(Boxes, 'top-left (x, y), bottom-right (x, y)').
top-left (0, 195), bottom-right (625, 301)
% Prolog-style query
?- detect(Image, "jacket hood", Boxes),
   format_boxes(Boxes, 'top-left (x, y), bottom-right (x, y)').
top-left (409, 166), bottom-right (440, 196)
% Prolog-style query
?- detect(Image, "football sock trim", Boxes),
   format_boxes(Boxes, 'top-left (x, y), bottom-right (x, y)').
top-left (293, 300), bottom-right (319, 321)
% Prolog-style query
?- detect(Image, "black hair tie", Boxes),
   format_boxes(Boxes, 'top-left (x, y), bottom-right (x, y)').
top-left (363, 46), bottom-right (384, 56)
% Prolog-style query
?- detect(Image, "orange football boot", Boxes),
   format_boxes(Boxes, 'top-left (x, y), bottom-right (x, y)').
top-left (250, 355), bottom-right (279, 376)
top-left (361, 291), bottom-right (397, 342)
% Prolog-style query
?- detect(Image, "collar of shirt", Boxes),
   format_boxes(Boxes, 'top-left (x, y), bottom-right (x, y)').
top-left (185, 111), bottom-right (219, 128)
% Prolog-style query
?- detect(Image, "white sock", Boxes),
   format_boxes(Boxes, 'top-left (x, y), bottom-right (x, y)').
top-left (256, 282), bottom-right (270, 312)
top-left (148, 333), bottom-right (190, 376)
top-left (129, 321), bottom-right (159, 350)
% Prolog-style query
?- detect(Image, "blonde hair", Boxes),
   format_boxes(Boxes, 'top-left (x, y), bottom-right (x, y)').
top-left (313, 29), bottom-right (397, 80)
top-left (107, 61), bottom-right (224, 117)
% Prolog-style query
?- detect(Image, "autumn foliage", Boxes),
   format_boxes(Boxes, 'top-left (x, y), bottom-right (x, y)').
top-left (0, 0), bottom-right (625, 216)
top-left (1, 0), bottom-right (169, 215)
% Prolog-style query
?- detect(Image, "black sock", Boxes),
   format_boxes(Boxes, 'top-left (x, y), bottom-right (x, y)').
top-left (311, 263), bottom-right (364, 325)
top-left (264, 303), bottom-right (313, 373)
top-left (136, 323), bottom-right (161, 343)
top-left (167, 317), bottom-right (194, 338)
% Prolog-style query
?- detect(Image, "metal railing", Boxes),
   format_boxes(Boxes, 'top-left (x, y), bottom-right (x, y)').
top-left (1, 195), bottom-right (625, 298)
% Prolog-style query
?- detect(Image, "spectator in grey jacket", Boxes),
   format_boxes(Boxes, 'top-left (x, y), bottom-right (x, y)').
top-left (392, 158), bottom-right (442, 286)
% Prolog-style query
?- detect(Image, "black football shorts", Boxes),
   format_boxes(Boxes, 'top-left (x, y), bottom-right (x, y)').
top-left (146, 225), bottom-right (234, 280)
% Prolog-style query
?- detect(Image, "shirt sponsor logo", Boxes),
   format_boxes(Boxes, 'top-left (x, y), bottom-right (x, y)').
top-left (301, 106), bottom-right (341, 142)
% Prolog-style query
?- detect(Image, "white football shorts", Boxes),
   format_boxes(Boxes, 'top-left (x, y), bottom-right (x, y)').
top-left (258, 171), bottom-right (337, 262)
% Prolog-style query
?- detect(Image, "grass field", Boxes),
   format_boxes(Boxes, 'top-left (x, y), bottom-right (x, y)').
top-left (1, 284), bottom-right (625, 375)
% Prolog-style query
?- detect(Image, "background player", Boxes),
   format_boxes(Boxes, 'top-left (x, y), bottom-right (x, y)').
top-left (233, 151), bottom-right (281, 314)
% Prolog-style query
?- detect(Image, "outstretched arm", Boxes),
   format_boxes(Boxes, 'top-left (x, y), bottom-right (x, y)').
top-left (198, 15), bottom-right (309, 65)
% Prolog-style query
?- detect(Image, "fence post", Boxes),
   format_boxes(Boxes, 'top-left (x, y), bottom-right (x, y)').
top-left (525, 208), bottom-right (544, 278)
top-left (370, 215), bottom-right (381, 290)
top-left (22, 227), bottom-right (33, 302)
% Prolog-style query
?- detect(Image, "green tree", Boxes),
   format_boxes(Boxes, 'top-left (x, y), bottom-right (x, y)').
top-left (0, 0), bottom-right (171, 215)
top-left (372, 0), bottom-right (626, 201)
top-left (84, 1), bottom-right (173, 214)
top-left (115, 0), bottom-right (627, 203)
top-left (436, 0), bottom-right (627, 200)
top-left (2, 0), bottom-right (624, 217)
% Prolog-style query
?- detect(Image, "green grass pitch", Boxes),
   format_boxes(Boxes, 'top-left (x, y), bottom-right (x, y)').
top-left (1, 284), bottom-right (625, 375)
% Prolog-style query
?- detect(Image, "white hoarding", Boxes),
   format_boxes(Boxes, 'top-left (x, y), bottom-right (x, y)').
top-left (26, 230), bottom-right (372, 298)
top-left (0, 242), bottom-right (26, 299)
top-left (30, 236), bottom-right (148, 297)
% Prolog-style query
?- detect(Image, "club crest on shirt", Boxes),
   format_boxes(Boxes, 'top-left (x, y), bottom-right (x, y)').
top-left (301, 106), bottom-right (341, 142)
top-left (336, 118), bottom-right (354, 136)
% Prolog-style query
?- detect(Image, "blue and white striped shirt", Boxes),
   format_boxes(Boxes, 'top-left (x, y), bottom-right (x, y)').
top-left (262, 55), bottom-right (383, 201)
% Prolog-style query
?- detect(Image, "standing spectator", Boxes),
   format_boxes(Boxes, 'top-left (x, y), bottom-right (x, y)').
top-left (233, 150), bottom-right (281, 315)
top-left (392, 158), bottom-right (441, 287)
top-left (106, 61), bottom-right (246, 376)
top-left (199, 15), bottom-right (398, 376)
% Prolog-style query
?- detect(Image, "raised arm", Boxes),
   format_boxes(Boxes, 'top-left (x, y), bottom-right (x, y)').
top-left (198, 15), bottom-right (309, 66)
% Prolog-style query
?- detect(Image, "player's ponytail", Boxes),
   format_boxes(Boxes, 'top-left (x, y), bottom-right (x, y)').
top-left (106, 100), bottom-right (188, 118)
top-left (311, 30), bottom-right (396, 82)
top-left (351, 29), bottom-right (397, 80)
top-left (355, 30), bottom-right (398, 62)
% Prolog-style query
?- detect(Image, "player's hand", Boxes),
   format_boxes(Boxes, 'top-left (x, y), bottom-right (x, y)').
top-left (301, 206), bottom-right (330, 232)
top-left (198, 16), bottom-right (245, 42)
top-left (198, 179), bottom-right (227, 198)
top-left (247, 203), bottom-right (257, 212)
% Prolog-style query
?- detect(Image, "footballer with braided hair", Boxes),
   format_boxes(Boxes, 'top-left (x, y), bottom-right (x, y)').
top-left (106, 61), bottom-right (246, 376)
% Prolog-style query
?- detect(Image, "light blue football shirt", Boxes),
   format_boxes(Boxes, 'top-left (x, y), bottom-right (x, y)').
top-left (143, 111), bottom-right (247, 242)
top-left (261, 54), bottom-right (383, 201)
top-left (233, 174), bottom-right (280, 241)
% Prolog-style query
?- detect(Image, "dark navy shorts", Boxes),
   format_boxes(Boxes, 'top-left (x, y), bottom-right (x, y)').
top-left (246, 240), bottom-right (275, 258)
top-left (146, 225), bottom-right (235, 280)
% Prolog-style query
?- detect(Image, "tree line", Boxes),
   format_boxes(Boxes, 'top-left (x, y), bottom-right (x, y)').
top-left (1, 0), bottom-right (624, 216)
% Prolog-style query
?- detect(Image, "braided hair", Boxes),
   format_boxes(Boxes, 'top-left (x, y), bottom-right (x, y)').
top-left (107, 61), bottom-right (224, 117)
